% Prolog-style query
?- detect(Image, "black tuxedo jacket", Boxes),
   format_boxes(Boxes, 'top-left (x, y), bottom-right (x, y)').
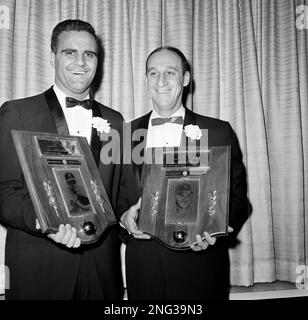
top-left (0, 87), bottom-right (124, 299)
top-left (116, 107), bottom-right (249, 299)
top-left (118, 107), bottom-right (248, 233)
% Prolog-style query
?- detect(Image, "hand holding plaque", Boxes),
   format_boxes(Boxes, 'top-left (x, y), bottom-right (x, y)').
top-left (11, 130), bottom-right (116, 244)
top-left (138, 146), bottom-right (231, 250)
top-left (35, 220), bottom-right (82, 248)
top-left (120, 198), bottom-right (151, 240)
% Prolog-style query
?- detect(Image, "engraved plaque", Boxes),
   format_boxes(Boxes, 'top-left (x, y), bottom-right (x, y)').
top-left (138, 146), bottom-right (230, 250)
top-left (37, 138), bottom-right (81, 156)
top-left (11, 130), bottom-right (116, 244)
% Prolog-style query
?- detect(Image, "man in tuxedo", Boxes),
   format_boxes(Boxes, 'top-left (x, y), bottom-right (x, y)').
top-left (0, 19), bottom-right (123, 299)
top-left (118, 46), bottom-right (249, 300)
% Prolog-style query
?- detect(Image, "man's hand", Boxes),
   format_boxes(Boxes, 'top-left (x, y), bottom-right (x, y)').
top-left (120, 198), bottom-right (151, 240)
top-left (190, 226), bottom-right (234, 251)
top-left (191, 231), bottom-right (216, 251)
top-left (36, 219), bottom-right (81, 248)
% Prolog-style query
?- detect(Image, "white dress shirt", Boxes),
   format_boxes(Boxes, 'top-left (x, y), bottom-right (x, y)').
top-left (146, 106), bottom-right (185, 148)
top-left (53, 85), bottom-right (93, 144)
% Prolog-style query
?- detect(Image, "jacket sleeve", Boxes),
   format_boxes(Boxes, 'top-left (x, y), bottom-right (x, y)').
top-left (225, 122), bottom-right (250, 236)
top-left (97, 112), bottom-right (125, 214)
top-left (115, 121), bottom-right (144, 221)
top-left (115, 166), bottom-right (132, 221)
top-left (0, 102), bottom-right (39, 234)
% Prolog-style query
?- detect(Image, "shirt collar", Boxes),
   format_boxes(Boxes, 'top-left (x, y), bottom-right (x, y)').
top-left (52, 85), bottom-right (90, 111)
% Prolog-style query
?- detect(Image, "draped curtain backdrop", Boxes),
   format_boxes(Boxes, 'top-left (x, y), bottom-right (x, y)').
top-left (0, 0), bottom-right (307, 293)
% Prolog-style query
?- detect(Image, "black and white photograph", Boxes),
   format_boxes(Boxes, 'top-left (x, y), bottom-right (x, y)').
top-left (165, 179), bottom-right (199, 225)
top-left (54, 169), bottom-right (93, 216)
top-left (0, 0), bottom-right (307, 311)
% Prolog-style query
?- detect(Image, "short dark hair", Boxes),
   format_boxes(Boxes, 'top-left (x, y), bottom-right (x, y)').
top-left (145, 46), bottom-right (190, 75)
top-left (51, 19), bottom-right (99, 53)
top-left (175, 183), bottom-right (192, 194)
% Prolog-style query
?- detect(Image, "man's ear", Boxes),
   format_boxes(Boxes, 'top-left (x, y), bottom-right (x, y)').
top-left (183, 71), bottom-right (190, 87)
top-left (50, 51), bottom-right (55, 68)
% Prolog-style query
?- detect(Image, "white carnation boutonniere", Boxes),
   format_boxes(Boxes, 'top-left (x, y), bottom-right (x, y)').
top-left (92, 117), bottom-right (111, 135)
top-left (184, 124), bottom-right (202, 140)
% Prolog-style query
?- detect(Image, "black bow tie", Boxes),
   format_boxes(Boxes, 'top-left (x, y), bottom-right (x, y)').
top-left (66, 97), bottom-right (92, 110)
top-left (151, 116), bottom-right (184, 126)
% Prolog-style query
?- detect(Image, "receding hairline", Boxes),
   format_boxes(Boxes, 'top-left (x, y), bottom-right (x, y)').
top-left (145, 46), bottom-right (190, 75)
top-left (147, 49), bottom-right (182, 63)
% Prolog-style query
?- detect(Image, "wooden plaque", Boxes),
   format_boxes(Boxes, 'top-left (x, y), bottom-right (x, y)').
top-left (138, 146), bottom-right (231, 250)
top-left (11, 130), bottom-right (116, 244)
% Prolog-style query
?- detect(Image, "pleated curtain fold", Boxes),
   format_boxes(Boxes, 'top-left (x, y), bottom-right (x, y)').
top-left (0, 0), bottom-right (307, 293)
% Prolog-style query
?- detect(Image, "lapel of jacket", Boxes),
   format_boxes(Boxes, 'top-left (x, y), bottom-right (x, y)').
top-left (183, 107), bottom-right (197, 126)
top-left (90, 100), bottom-right (103, 166)
top-left (179, 107), bottom-right (198, 148)
top-left (132, 111), bottom-right (151, 190)
top-left (44, 87), bottom-right (70, 135)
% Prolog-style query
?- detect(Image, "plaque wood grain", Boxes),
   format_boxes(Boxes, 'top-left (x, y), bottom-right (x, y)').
top-left (11, 130), bottom-right (116, 244)
top-left (139, 146), bottom-right (230, 250)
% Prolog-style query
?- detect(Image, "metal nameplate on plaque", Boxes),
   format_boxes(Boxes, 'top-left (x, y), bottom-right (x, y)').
top-left (138, 146), bottom-right (230, 250)
top-left (11, 130), bottom-right (116, 244)
top-left (37, 138), bottom-right (81, 157)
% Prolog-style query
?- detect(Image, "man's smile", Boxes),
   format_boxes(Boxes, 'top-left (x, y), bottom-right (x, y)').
top-left (156, 89), bottom-right (171, 93)
top-left (69, 70), bottom-right (87, 76)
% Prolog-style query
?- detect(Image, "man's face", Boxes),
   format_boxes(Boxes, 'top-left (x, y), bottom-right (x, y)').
top-left (50, 30), bottom-right (98, 99)
top-left (176, 190), bottom-right (192, 209)
top-left (146, 49), bottom-right (190, 116)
